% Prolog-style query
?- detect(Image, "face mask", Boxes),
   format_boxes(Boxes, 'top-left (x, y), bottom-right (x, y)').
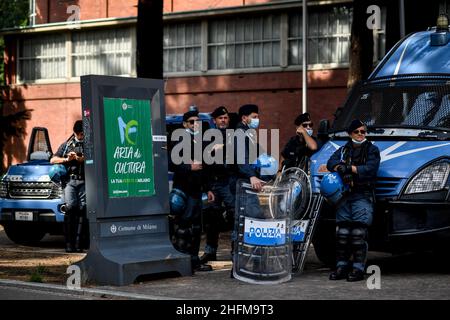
top-left (186, 129), bottom-right (200, 136)
top-left (74, 136), bottom-right (83, 143)
top-left (352, 138), bottom-right (366, 145)
top-left (306, 129), bottom-right (313, 136)
top-left (249, 118), bottom-right (260, 129)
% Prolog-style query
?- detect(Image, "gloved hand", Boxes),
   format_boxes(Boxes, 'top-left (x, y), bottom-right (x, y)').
top-left (336, 164), bottom-right (352, 175)
top-left (342, 174), bottom-right (353, 185)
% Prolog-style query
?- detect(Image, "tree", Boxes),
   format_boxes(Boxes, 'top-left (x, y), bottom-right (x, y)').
top-left (0, 0), bottom-right (31, 173)
top-left (136, 0), bottom-right (163, 79)
top-left (347, 0), bottom-right (374, 89)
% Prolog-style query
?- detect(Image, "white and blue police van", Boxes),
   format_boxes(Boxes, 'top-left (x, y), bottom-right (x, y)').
top-left (311, 16), bottom-right (450, 265)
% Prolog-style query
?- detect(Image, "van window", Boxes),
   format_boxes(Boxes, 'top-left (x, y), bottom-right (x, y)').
top-left (332, 81), bottom-right (450, 131)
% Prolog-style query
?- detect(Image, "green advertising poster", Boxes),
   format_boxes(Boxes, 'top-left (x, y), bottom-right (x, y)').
top-left (103, 97), bottom-right (155, 198)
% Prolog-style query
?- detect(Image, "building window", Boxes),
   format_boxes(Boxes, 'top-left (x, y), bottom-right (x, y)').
top-left (207, 14), bottom-right (281, 70)
top-left (18, 34), bottom-right (66, 81)
top-left (72, 28), bottom-right (132, 77)
top-left (288, 6), bottom-right (353, 66)
top-left (163, 22), bottom-right (202, 72)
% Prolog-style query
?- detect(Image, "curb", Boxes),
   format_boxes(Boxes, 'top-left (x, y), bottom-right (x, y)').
top-left (0, 279), bottom-right (180, 300)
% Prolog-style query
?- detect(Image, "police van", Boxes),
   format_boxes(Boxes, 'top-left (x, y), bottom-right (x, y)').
top-left (311, 16), bottom-right (450, 265)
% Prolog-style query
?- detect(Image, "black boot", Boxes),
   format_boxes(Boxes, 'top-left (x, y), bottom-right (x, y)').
top-left (347, 268), bottom-right (365, 282)
top-left (329, 266), bottom-right (350, 280)
top-left (200, 252), bottom-right (217, 264)
top-left (63, 214), bottom-right (75, 253)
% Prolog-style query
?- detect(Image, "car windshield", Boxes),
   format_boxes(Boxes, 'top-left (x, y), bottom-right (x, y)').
top-left (332, 79), bottom-right (450, 133)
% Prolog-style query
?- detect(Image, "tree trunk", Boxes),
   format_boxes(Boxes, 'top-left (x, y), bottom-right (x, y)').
top-left (347, 0), bottom-right (374, 90)
top-left (136, 0), bottom-right (163, 79)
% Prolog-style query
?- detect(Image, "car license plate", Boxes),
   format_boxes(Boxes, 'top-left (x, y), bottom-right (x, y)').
top-left (15, 211), bottom-right (33, 221)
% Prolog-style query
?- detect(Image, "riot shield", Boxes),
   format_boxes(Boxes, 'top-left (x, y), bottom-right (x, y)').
top-left (233, 180), bottom-right (293, 284)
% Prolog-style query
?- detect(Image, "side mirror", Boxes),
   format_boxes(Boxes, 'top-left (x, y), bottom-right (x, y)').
top-left (318, 119), bottom-right (330, 136)
top-left (333, 107), bottom-right (343, 119)
top-left (317, 119), bottom-right (330, 144)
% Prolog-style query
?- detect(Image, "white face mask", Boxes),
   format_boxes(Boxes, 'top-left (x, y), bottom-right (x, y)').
top-left (74, 136), bottom-right (83, 143)
top-left (249, 118), bottom-right (260, 129)
top-left (186, 128), bottom-right (200, 136)
top-left (306, 129), bottom-right (313, 136)
top-left (352, 138), bottom-right (367, 145)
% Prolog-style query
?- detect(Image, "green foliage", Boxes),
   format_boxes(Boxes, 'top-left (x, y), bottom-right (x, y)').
top-left (29, 264), bottom-right (48, 283)
top-left (0, 0), bottom-right (30, 30)
top-left (0, 0), bottom-right (29, 85)
top-left (0, 0), bottom-right (31, 173)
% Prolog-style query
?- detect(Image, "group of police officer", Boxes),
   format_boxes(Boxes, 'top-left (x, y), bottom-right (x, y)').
top-left (168, 105), bottom-right (380, 282)
top-left (52, 107), bottom-right (380, 282)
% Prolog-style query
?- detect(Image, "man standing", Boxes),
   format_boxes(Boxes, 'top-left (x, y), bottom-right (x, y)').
top-left (281, 112), bottom-right (318, 171)
top-left (169, 109), bottom-right (215, 272)
top-left (234, 104), bottom-right (265, 191)
top-left (327, 119), bottom-right (380, 282)
top-left (51, 120), bottom-right (87, 253)
top-left (200, 106), bottom-right (236, 264)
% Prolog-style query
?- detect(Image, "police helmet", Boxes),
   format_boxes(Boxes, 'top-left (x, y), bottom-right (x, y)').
top-left (169, 188), bottom-right (188, 216)
top-left (48, 164), bottom-right (67, 182)
top-left (253, 153), bottom-right (279, 178)
top-left (320, 172), bottom-right (348, 205)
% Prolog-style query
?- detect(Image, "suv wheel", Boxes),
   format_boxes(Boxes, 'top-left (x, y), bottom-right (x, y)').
top-left (312, 220), bottom-right (336, 267)
top-left (3, 222), bottom-right (46, 245)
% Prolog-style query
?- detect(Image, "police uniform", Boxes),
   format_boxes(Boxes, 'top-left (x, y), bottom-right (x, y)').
top-left (326, 120), bottom-right (380, 281)
top-left (54, 121), bottom-right (88, 253)
top-left (281, 113), bottom-right (319, 171)
top-left (234, 104), bottom-right (261, 181)
top-left (201, 106), bottom-right (237, 264)
top-left (168, 110), bottom-right (213, 271)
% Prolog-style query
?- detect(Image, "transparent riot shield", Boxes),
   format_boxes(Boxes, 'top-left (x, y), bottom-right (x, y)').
top-left (233, 180), bottom-right (293, 284)
top-left (275, 167), bottom-right (313, 272)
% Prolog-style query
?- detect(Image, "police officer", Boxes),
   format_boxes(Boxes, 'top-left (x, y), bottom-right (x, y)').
top-left (281, 112), bottom-right (318, 171)
top-left (200, 106), bottom-right (236, 264)
top-left (169, 109), bottom-right (215, 272)
top-left (327, 119), bottom-right (380, 282)
top-left (235, 104), bottom-right (265, 191)
top-left (50, 120), bottom-right (88, 253)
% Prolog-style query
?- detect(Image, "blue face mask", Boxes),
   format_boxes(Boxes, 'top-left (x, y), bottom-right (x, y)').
top-left (306, 129), bottom-right (313, 136)
top-left (249, 118), bottom-right (260, 129)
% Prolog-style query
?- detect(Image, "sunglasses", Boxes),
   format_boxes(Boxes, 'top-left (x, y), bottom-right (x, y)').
top-left (352, 130), bottom-right (367, 134)
top-left (301, 122), bottom-right (313, 128)
top-left (186, 119), bottom-right (199, 124)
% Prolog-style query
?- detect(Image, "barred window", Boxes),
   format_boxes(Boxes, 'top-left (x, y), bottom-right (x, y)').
top-left (18, 34), bottom-right (66, 81)
top-left (163, 22), bottom-right (202, 73)
top-left (208, 14), bottom-right (281, 70)
top-left (288, 6), bottom-right (352, 65)
top-left (72, 28), bottom-right (132, 77)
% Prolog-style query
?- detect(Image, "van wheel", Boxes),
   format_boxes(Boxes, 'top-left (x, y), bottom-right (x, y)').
top-left (312, 220), bottom-right (336, 267)
top-left (3, 223), bottom-right (46, 245)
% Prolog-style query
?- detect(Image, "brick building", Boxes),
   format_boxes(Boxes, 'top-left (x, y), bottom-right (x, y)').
top-left (1, 0), bottom-right (387, 166)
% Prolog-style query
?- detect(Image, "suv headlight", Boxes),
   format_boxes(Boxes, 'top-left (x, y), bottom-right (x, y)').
top-left (404, 161), bottom-right (450, 194)
top-left (0, 180), bottom-right (7, 198)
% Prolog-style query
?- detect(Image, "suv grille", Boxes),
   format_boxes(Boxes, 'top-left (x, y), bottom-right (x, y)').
top-left (2, 181), bottom-right (62, 199)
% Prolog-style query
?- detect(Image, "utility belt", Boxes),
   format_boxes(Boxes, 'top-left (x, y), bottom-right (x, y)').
top-left (69, 174), bottom-right (84, 180)
top-left (212, 174), bottom-right (229, 182)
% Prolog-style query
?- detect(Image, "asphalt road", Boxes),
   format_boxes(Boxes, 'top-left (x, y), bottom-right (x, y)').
top-left (1, 226), bottom-right (450, 300)
top-left (0, 285), bottom-right (94, 300)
